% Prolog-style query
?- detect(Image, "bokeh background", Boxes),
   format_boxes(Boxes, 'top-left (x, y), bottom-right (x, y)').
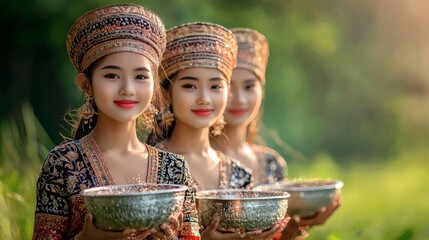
top-left (1, 0), bottom-right (428, 239)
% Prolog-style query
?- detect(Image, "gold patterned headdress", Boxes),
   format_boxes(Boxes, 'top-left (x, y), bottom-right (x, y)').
top-left (231, 28), bottom-right (269, 84)
top-left (161, 22), bottom-right (238, 80)
top-left (67, 3), bottom-right (166, 73)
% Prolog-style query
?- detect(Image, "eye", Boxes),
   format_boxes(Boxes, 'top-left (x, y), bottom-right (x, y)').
top-left (211, 84), bottom-right (223, 90)
top-left (245, 83), bottom-right (255, 90)
top-left (136, 74), bottom-right (149, 80)
top-left (104, 73), bottom-right (119, 79)
top-left (182, 84), bottom-right (196, 89)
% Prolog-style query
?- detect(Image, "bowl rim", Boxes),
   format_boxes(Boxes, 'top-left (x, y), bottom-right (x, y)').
top-left (255, 179), bottom-right (344, 192)
top-left (195, 189), bottom-right (290, 201)
top-left (80, 183), bottom-right (189, 197)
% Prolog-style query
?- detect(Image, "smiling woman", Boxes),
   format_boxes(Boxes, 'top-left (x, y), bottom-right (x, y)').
top-left (32, 3), bottom-right (200, 240)
top-left (147, 22), bottom-right (289, 239)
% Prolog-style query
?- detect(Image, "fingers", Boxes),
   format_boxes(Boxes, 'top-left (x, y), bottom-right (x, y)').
top-left (168, 215), bottom-right (180, 231)
top-left (206, 216), bottom-right (220, 232)
top-left (177, 212), bottom-right (184, 230)
top-left (133, 228), bottom-right (154, 239)
top-left (83, 214), bottom-right (93, 230)
top-left (152, 223), bottom-right (177, 240)
top-left (298, 199), bottom-right (341, 227)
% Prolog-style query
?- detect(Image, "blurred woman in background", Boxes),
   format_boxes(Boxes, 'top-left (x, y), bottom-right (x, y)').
top-left (211, 28), bottom-right (341, 240)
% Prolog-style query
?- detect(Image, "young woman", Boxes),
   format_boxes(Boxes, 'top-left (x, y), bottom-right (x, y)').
top-left (148, 22), bottom-right (288, 239)
top-left (211, 27), bottom-right (341, 240)
top-left (33, 4), bottom-right (199, 240)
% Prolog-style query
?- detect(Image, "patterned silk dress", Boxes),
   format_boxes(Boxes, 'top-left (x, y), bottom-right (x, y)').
top-left (155, 142), bottom-right (253, 190)
top-left (251, 145), bottom-right (287, 186)
top-left (33, 134), bottom-right (200, 240)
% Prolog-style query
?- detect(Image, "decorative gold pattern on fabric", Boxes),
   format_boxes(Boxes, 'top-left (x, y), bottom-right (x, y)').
top-left (146, 144), bottom-right (160, 183)
top-left (231, 28), bottom-right (269, 83)
top-left (67, 3), bottom-right (166, 72)
top-left (33, 213), bottom-right (69, 239)
top-left (161, 22), bottom-right (238, 80)
top-left (80, 134), bottom-right (113, 185)
top-left (34, 138), bottom-right (201, 238)
top-left (69, 195), bottom-right (86, 237)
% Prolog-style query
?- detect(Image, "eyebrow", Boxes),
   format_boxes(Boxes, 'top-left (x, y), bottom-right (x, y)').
top-left (100, 65), bottom-right (151, 72)
top-left (177, 76), bottom-right (225, 81)
top-left (243, 78), bottom-right (257, 83)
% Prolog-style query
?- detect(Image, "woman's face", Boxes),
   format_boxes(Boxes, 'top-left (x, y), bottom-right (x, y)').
top-left (224, 68), bottom-right (263, 127)
top-left (170, 67), bottom-right (229, 130)
top-left (90, 52), bottom-right (154, 123)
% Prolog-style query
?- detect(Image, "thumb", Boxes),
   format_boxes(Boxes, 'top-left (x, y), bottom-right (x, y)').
top-left (84, 213), bottom-right (95, 230)
top-left (206, 216), bottom-right (220, 232)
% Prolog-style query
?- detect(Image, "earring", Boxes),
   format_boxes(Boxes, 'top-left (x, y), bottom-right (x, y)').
top-left (161, 104), bottom-right (175, 127)
top-left (210, 115), bottom-right (226, 136)
top-left (142, 104), bottom-right (159, 129)
top-left (78, 95), bottom-right (97, 129)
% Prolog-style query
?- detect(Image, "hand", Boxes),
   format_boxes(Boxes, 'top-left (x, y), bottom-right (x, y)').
top-left (201, 216), bottom-right (289, 240)
top-left (297, 197), bottom-right (341, 227)
top-left (76, 214), bottom-right (138, 240)
top-left (278, 197), bottom-right (341, 240)
top-left (150, 213), bottom-right (183, 240)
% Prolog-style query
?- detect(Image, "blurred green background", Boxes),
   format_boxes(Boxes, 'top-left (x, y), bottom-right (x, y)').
top-left (1, 0), bottom-right (428, 239)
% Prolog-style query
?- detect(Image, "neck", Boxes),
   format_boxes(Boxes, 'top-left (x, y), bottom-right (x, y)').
top-left (166, 121), bottom-right (212, 155)
top-left (213, 124), bottom-right (249, 152)
top-left (90, 114), bottom-right (142, 153)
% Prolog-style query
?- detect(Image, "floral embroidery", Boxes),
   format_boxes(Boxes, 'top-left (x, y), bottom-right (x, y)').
top-left (33, 134), bottom-right (200, 239)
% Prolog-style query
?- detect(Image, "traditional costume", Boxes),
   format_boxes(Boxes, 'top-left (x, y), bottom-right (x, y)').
top-left (156, 22), bottom-right (252, 190)
top-left (232, 28), bottom-right (287, 185)
top-left (33, 4), bottom-right (200, 239)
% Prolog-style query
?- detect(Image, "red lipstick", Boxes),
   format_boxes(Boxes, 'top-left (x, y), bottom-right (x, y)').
top-left (114, 100), bottom-right (138, 109)
top-left (228, 109), bottom-right (248, 116)
top-left (191, 109), bottom-right (213, 117)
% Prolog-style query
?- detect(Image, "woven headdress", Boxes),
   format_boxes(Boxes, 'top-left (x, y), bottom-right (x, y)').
top-left (161, 22), bottom-right (238, 81)
top-left (231, 28), bottom-right (269, 83)
top-left (67, 3), bottom-right (166, 73)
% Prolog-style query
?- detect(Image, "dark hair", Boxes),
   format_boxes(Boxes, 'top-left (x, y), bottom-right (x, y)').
top-left (73, 60), bottom-right (100, 140)
top-left (147, 72), bottom-right (177, 146)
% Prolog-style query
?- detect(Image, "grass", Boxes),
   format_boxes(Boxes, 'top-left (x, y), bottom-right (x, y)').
top-left (0, 104), bottom-right (53, 240)
top-left (288, 151), bottom-right (429, 239)
top-left (1, 104), bottom-right (428, 239)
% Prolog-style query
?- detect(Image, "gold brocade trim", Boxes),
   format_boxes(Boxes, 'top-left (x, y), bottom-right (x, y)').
top-left (231, 28), bottom-right (269, 84)
top-left (161, 22), bottom-right (237, 80)
top-left (69, 195), bottom-right (86, 237)
top-left (67, 3), bottom-right (166, 72)
top-left (80, 134), bottom-right (114, 185)
top-left (146, 144), bottom-right (159, 183)
top-left (33, 213), bottom-right (69, 239)
top-left (180, 222), bottom-right (201, 238)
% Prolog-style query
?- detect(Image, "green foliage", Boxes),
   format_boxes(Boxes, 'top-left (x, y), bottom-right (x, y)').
top-left (0, 104), bottom-right (53, 240)
top-left (2, 0), bottom-right (418, 161)
top-left (287, 150), bottom-right (429, 239)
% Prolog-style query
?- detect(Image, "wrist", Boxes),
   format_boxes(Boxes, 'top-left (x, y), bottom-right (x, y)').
top-left (280, 221), bottom-right (310, 240)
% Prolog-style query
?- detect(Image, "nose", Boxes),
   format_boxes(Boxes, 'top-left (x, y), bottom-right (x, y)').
top-left (230, 87), bottom-right (247, 105)
top-left (196, 89), bottom-right (210, 105)
top-left (119, 77), bottom-right (135, 96)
